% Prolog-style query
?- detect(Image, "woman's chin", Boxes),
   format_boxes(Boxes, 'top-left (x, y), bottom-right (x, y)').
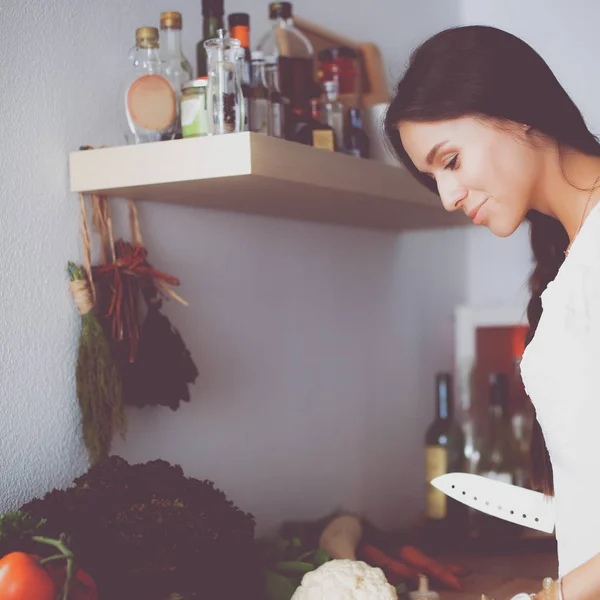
top-left (486, 218), bottom-right (520, 238)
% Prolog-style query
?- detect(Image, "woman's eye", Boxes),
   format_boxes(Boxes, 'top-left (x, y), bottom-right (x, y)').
top-left (444, 154), bottom-right (459, 171)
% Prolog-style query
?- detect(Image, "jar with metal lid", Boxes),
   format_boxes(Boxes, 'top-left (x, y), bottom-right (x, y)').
top-left (317, 47), bottom-right (358, 96)
top-left (180, 77), bottom-right (209, 137)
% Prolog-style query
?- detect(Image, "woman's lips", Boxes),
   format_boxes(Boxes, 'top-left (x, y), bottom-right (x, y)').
top-left (469, 199), bottom-right (488, 225)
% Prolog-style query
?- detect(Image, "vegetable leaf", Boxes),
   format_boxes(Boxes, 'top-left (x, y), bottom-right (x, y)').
top-left (274, 561), bottom-right (315, 574)
top-left (265, 570), bottom-right (296, 600)
top-left (312, 549), bottom-right (330, 567)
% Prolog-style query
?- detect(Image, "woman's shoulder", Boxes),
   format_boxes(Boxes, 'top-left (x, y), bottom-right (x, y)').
top-left (541, 200), bottom-right (600, 325)
top-left (568, 199), bottom-right (600, 267)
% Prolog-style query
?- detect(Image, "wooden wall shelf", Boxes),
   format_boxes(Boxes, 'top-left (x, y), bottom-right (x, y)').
top-left (69, 133), bottom-right (467, 231)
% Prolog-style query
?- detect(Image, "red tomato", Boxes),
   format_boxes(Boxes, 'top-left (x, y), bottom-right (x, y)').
top-left (47, 563), bottom-right (98, 600)
top-left (0, 552), bottom-right (57, 600)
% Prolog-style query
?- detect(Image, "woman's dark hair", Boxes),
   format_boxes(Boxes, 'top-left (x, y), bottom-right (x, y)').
top-left (384, 25), bottom-right (600, 496)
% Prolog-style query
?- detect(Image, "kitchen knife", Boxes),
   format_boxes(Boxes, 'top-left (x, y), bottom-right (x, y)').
top-left (431, 472), bottom-right (556, 534)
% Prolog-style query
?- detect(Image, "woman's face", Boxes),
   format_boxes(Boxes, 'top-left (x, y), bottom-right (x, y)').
top-left (398, 116), bottom-right (544, 237)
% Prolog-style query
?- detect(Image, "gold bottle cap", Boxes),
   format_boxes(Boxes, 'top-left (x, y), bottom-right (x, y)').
top-left (160, 11), bottom-right (182, 30)
top-left (136, 26), bottom-right (159, 48)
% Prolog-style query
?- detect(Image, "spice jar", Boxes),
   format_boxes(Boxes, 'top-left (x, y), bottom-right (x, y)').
top-left (317, 47), bottom-right (358, 96)
top-left (180, 77), bottom-right (208, 137)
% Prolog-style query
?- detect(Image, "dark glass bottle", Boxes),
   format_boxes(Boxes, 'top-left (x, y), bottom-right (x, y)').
top-left (344, 108), bottom-right (370, 158)
top-left (257, 3), bottom-right (314, 128)
top-left (475, 372), bottom-right (524, 541)
top-left (424, 373), bottom-right (468, 548)
top-left (196, 0), bottom-right (224, 78)
top-left (288, 84), bottom-right (335, 150)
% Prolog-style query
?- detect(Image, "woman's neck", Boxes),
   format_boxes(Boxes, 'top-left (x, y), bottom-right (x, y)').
top-left (531, 148), bottom-right (600, 241)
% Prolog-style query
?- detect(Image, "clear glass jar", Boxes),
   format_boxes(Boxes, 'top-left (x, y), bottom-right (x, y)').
top-left (204, 30), bottom-right (243, 135)
top-left (181, 77), bottom-right (209, 137)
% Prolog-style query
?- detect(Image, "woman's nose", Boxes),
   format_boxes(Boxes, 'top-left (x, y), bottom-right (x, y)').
top-left (439, 183), bottom-right (469, 213)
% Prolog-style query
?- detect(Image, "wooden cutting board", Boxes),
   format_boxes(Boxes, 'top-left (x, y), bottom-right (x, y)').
top-left (442, 576), bottom-right (540, 599)
top-left (294, 16), bottom-right (389, 107)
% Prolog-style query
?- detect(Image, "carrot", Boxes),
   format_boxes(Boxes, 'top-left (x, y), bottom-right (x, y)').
top-left (360, 543), bottom-right (419, 581)
top-left (442, 562), bottom-right (472, 577)
top-left (398, 545), bottom-right (463, 591)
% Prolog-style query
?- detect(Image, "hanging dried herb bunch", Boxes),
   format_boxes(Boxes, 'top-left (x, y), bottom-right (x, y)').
top-left (92, 199), bottom-right (198, 410)
top-left (68, 261), bottom-right (126, 465)
top-left (67, 192), bottom-right (126, 466)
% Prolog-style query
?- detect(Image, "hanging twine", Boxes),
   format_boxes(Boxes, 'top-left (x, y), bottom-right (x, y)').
top-left (69, 194), bottom-right (96, 311)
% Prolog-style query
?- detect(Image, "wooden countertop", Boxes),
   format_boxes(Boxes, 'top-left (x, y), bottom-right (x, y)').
top-left (437, 548), bottom-right (558, 599)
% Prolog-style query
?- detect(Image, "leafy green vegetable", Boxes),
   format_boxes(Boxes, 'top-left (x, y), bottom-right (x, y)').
top-left (265, 570), bottom-right (296, 600)
top-left (274, 561), bottom-right (315, 574)
top-left (0, 511), bottom-right (47, 540)
top-left (311, 549), bottom-right (330, 567)
top-left (257, 534), bottom-right (332, 599)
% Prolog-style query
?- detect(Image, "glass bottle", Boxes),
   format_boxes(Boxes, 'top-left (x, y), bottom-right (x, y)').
top-left (409, 575), bottom-right (440, 600)
top-left (196, 0), bottom-right (224, 78)
top-left (322, 80), bottom-right (344, 151)
top-left (424, 373), bottom-right (467, 548)
top-left (265, 57), bottom-right (285, 138)
top-left (289, 84), bottom-right (334, 150)
top-left (250, 51), bottom-right (269, 135)
top-left (160, 12), bottom-right (193, 139)
top-left (124, 27), bottom-right (176, 144)
top-left (344, 108), bottom-right (370, 158)
top-left (229, 13), bottom-right (251, 132)
top-left (204, 30), bottom-right (243, 135)
top-left (476, 372), bottom-right (524, 540)
top-left (256, 2), bottom-right (314, 123)
top-left (478, 372), bottom-right (522, 483)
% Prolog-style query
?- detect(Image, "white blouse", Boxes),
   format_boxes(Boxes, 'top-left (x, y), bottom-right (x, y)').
top-left (520, 200), bottom-right (600, 577)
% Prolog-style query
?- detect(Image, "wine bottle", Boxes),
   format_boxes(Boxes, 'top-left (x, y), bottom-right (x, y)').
top-left (475, 372), bottom-right (524, 540)
top-left (424, 373), bottom-right (467, 547)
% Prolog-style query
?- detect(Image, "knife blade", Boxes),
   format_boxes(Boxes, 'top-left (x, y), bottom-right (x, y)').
top-left (431, 472), bottom-right (556, 534)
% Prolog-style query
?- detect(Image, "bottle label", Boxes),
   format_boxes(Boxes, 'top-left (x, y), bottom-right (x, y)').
top-left (127, 74), bottom-right (176, 131)
top-left (181, 96), bottom-right (208, 137)
top-left (425, 446), bottom-right (448, 519)
top-left (312, 129), bottom-right (335, 151)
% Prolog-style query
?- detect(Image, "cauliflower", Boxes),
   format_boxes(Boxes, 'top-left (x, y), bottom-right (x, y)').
top-left (291, 559), bottom-right (398, 600)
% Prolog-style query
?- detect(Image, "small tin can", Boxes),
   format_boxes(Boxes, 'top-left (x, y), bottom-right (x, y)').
top-left (181, 77), bottom-right (208, 137)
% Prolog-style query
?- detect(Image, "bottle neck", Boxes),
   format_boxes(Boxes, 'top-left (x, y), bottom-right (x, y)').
top-left (161, 28), bottom-right (182, 55)
top-left (133, 45), bottom-right (161, 67)
top-left (489, 404), bottom-right (507, 421)
top-left (436, 376), bottom-right (452, 420)
top-left (271, 16), bottom-right (294, 31)
top-left (252, 61), bottom-right (267, 87)
top-left (350, 111), bottom-right (363, 129)
top-left (204, 15), bottom-right (224, 39)
top-left (325, 89), bottom-right (337, 103)
top-left (266, 66), bottom-right (280, 91)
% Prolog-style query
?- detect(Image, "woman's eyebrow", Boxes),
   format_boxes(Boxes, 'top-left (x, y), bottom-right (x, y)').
top-left (426, 140), bottom-right (450, 165)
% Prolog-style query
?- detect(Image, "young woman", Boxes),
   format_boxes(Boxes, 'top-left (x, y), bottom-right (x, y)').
top-left (384, 25), bottom-right (600, 600)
